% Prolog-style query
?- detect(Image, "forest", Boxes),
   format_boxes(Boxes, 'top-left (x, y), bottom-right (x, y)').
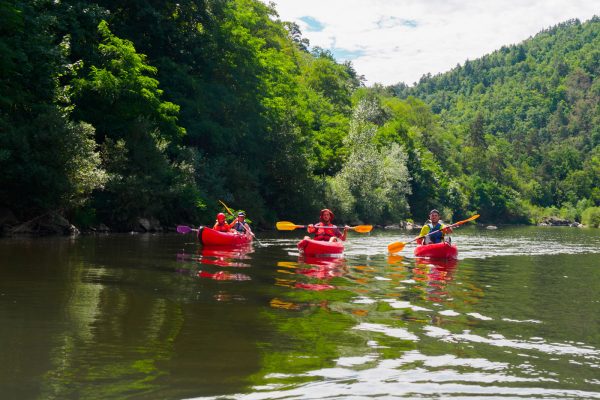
top-left (1, 0), bottom-right (599, 232)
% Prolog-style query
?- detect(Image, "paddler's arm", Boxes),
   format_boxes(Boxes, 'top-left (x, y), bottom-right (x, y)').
top-left (341, 226), bottom-right (348, 241)
top-left (417, 225), bottom-right (429, 244)
top-left (442, 224), bottom-right (453, 234)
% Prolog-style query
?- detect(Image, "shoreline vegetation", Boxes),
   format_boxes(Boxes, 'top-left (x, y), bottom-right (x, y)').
top-left (1, 2), bottom-right (599, 235)
top-left (0, 208), bottom-right (587, 237)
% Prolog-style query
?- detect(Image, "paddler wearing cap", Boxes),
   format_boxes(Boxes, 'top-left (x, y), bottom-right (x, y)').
top-left (417, 209), bottom-right (453, 244)
top-left (230, 211), bottom-right (253, 236)
top-left (305, 209), bottom-right (348, 242)
top-left (213, 212), bottom-right (232, 232)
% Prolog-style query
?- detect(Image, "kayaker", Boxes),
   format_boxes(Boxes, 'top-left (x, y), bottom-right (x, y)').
top-left (213, 212), bottom-right (232, 232)
top-left (417, 209), bottom-right (453, 244)
top-left (306, 208), bottom-right (348, 242)
top-left (230, 212), bottom-right (253, 236)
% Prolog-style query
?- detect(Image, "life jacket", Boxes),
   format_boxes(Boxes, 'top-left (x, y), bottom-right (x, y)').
top-left (231, 220), bottom-right (247, 233)
top-left (313, 222), bottom-right (339, 241)
top-left (213, 221), bottom-right (230, 232)
top-left (425, 222), bottom-right (444, 244)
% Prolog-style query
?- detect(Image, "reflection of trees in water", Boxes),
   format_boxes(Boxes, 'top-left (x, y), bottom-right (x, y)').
top-left (35, 238), bottom-right (260, 399)
top-left (259, 253), bottom-right (490, 391)
top-left (261, 256), bottom-right (423, 386)
top-left (39, 262), bottom-right (184, 398)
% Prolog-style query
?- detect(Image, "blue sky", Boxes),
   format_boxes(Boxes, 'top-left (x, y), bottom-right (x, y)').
top-left (269, 0), bottom-right (599, 86)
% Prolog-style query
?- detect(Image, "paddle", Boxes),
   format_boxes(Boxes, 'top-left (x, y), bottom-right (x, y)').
top-left (276, 221), bottom-right (373, 233)
top-left (387, 214), bottom-right (480, 254)
top-left (219, 200), bottom-right (235, 217)
top-left (219, 200), bottom-right (262, 246)
top-left (177, 225), bottom-right (199, 234)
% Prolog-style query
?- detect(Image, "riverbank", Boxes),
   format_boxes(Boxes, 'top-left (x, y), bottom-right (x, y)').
top-left (1, 208), bottom-right (590, 238)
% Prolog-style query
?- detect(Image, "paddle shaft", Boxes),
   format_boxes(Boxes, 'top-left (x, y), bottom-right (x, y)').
top-left (219, 200), bottom-right (235, 217)
top-left (277, 221), bottom-right (372, 232)
top-left (411, 214), bottom-right (479, 242)
top-left (409, 218), bottom-right (469, 243)
top-left (387, 214), bottom-right (479, 253)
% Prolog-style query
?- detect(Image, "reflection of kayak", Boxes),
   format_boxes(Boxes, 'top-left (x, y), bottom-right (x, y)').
top-left (415, 257), bottom-right (458, 270)
top-left (200, 245), bottom-right (252, 259)
top-left (198, 226), bottom-right (252, 246)
top-left (198, 245), bottom-right (252, 268)
top-left (297, 238), bottom-right (344, 255)
top-left (299, 255), bottom-right (346, 266)
top-left (297, 255), bottom-right (346, 279)
top-left (414, 242), bottom-right (458, 259)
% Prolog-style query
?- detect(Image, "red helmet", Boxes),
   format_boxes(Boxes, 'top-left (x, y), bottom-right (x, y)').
top-left (319, 208), bottom-right (334, 221)
top-left (217, 212), bottom-right (226, 221)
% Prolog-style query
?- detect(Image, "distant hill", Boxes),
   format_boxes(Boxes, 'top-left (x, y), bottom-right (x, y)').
top-left (391, 17), bottom-right (600, 222)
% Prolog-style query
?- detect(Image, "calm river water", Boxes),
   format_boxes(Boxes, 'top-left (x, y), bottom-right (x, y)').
top-left (1, 226), bottom-right (599, 399)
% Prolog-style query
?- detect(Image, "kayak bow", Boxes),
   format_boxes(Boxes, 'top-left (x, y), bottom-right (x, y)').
top-left (414, 242), bottom-right (458, 260)
top-left (297, 238), bottom-right (344, 256)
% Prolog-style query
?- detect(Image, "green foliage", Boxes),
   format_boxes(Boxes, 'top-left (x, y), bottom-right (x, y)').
top-left (582, 207), bottom-right (600, 227)
top-left (0, 0), bottom-right (105, 218)
top-left (325, 96), bottom-right (411, 223)
top-left (393, 17), bottom-right (600, 224)
top-left (72, 21), bottom-right (200, 228)
top-left (3, 0), bottom-right (599, 229)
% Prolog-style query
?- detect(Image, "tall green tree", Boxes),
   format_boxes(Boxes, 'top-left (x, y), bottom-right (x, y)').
top-left (72, 21), bottom-right (199, 228)
top-left (0, 0), bottom-right (105, 219)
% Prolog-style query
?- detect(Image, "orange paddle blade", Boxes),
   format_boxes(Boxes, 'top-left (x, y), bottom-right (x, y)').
top-left (351, 225), bottom-right (373, 233)
top-left (276, 221), bottom-right (304, 231)
top-left (387, 241), bottom-right (406, 253)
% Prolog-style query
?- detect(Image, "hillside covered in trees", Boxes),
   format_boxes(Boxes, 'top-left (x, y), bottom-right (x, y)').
top-left (392, 17), bottom-right (600, 226)
top-left (1, 0), bottom-right (599, 232)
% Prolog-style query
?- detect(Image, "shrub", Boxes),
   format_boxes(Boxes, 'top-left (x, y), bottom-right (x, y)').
top-left (581, 207), bottom-right (600, 228)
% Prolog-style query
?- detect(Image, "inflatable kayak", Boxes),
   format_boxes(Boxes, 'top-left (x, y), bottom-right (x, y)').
top-left (297, 238), bottom-right (344, 256)
top-left (414, 242), bottom-right (458, 259)
top-left (198, 226), bottom-right (252, 246)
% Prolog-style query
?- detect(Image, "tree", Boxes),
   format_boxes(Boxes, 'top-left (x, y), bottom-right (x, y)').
top-left (0, 0), bottom-right (105, 218)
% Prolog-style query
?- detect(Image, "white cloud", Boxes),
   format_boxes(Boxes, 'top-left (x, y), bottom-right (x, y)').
top-left (268, 0), bottom-right (599, 86)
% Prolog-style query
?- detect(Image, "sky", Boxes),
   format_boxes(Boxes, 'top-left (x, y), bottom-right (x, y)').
top-left (268, 0), bottom-right (599, 86)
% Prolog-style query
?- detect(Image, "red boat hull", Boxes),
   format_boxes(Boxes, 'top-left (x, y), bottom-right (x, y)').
top-left (198, 226), bottom-right (252, 246)
top-left (297, 238), bottom-right (344, 256)
top-left (414, 242), bottom-right (458, 260)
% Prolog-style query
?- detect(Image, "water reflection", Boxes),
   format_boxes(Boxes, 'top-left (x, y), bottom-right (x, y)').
top-left (414, 258), bottom-right (458, 303)
top-left (176, 245), bottom-right (253, 280)
top-left (274, 255), bottom-right (348, 292)
top-left (2, 229), bottom-right (600, 399)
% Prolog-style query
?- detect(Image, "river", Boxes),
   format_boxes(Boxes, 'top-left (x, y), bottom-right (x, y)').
top-left (1, 226), bottom-right (599, 399)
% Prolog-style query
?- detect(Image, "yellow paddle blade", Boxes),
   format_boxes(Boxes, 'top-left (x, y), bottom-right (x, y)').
top-left (462, 214), bottom-right (480, 224)
top-left (219, 200), bottom-right (235, 216)
top-left (387, 255), bottom-right (405, 265)
top-left (276, 221), bottom-right (301, 231)
top-left (387, 241), bottom-right (406, 254)
top-left (452, 214), bottom-right (479, 226)
top-left (352, 225), bottom-right (373, 233)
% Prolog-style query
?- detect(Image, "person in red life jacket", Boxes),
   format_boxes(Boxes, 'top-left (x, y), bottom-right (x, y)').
top-left (306, 208), bottom-right (348, 242)
top-left (213, 212), bottom-right (232, 232)
top-left (230, 212), bottom-right (253, 236)
top-left (417, 209), bottom-right (453, 244)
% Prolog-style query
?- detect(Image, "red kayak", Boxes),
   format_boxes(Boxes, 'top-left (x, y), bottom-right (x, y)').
top-left (198, 226), bottom-right (252, 246)
top-left (297, 238), bottom-right (344, 256)
top-left (414, 242), bottom-right (458, 260)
